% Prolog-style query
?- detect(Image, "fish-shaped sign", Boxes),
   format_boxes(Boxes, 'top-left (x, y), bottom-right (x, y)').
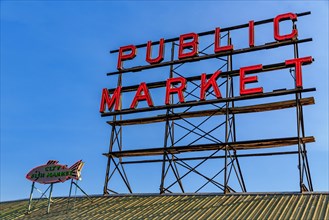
top-left (26, 160), bottom-right (84, 184)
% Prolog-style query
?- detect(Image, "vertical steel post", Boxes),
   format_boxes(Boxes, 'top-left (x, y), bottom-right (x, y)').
top-left (168, 42), bottom-right (184, 193)
top-left (293, 22), bottom-right (303, 192)
top-left (227, 35), bottom-right (247, 193)
top-left (47, 183), bottom-right (53, 214)
top-left (103, 71), bottom-right (123, 195)
top-left (160, 42), bottom-right (177, 194)
top-left (27, 182), bottom-right (35, 213)
top-left (67, 179), bottom-right (74, 212)
top-left (224, 31), bottom-right (232, 194)
top-left (293, 22), bottom-right (313, 192)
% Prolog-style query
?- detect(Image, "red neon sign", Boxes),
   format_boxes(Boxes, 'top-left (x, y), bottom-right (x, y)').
top-left (101, 57), bottom-right (312, 112)
top-left (115, 12), bottom-right (299, 70)
top-left (178, 33), bottom-right (199, 59)
top-left (102, 12), bottom-right (313, 114)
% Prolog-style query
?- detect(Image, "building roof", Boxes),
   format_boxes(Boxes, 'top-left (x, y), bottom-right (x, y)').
top-left (1, 192), bottom-right (328, 220)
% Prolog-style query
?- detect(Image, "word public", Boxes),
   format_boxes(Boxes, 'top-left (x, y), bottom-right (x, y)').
top-left (100, 13), bottom-right (312, 113)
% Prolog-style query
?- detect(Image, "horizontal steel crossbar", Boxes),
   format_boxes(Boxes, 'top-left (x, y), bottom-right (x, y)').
top-left (120, 151), bottom-right (305, 164)
top-left (110, 11), bottom-right (310, 53)
top-left (103, 136), bottom-right (315, 158)
top-left (107, 97), bottom-right (314, 126)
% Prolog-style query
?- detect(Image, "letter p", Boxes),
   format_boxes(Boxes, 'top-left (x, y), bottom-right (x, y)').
top-left (117, 45), bottom-right (137, 70)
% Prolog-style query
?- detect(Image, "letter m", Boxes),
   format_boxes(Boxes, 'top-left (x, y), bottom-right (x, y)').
top-left (99, 87), bottom-right (121, 113)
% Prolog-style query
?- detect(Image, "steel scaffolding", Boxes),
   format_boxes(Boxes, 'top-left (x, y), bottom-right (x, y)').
top-left (102, 11), bottom-right (315, 195)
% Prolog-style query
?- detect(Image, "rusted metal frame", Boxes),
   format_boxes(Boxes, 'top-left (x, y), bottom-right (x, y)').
top-left (225, 110), bottom-right (245, 191)
top-left (224, 32), bottom-right (234, 193)
top-left (111, 126), bottom-right (121, 150)
top-left (171, 65), bottom-right (227, 108)
top-left (173, 61), bottom-right (185, 71)
top-left (107, 38), bottom-right (312, 76)
top-left (166, 148), bottom-right (221, 192)
top-left (110, 11), bottom-right (310, 53)
top-left (295, 99), bottom-right (312, 191)
top-left (294, 34), bottom-right (313, 192)
top-left (226, 148), bottom-right (245, 193)
top-left (103, 136), bottom-right (315, 157)
top-left (104, 71), bottom-right (126, 194)
top-left (167, 41), bottom-right (186, 194)
top-left (171, 159), bottom-right (185, 192)
top-left (173, 154), bottom-right (227, 191)
top-left (164, 188), bottom-right (173, 193)
top-left (101, 88), bottom-right (316, 117)
top-left (295, 96), bottom-right (310, 190)
top-left (162, 150), bottom-right (173, 185)
top-left (299, 100), bottom-right (313, 191)
top-left (164, 153), bottom-right (185, 193)
top-left (120, 150), bottom-right (304, 164)
top-left (167, 77), bottom-right (184, 188)
top-left (168, 113), bottom-right (184, 185)
top-left (195, 157), bottom-right (237, 193)
top-left (172, 108), bottom-right (225, 144)
top-left (160, 86), bottom-right (170, 193)
top-left (171, 74), bottom-right (201, 100)
top-left (105, 126), bottom-right (124, 187)
top-left (196, 43), bottom-right (227, 63)
top-left (106, 126), bottom-right (123, 182)
top-left (292, 29), bottom-right (311, 192)
top-left (161, 156), bottom-right (172, 188)
top-left (171, 69), bottom-right (227, 109)
top-left (119, 161), bottom-right (132, 192)
top-left (173, 121), bottom-right (220, 144)
top-left (107, 97), bottom-right (314, 126)
top-left (215, 62), bottom-right (228, 73)
top-left (160, 42), bottom-right (177, 194)
top-left (110, 157), bottom-right (132, 193)
top-left (103, 124), bottom-right (117, 194)
top-left (227, 118), bottom-right (234, 145)
top-left (230, 97), bottom-right (247, 192)
top-left (232, 150), bottom-right (246, 192)
top-left (187, 117), bottom-right (231, 146)
top-left (164, 120), bottom-right (185, 192)
top-left (171, 69), bottom-right (212, 103)
top-left (224, 55), bottom-right (229, 193)
top-left (107, 161), bottom-right (119, 183)
top-left (292, 32), bottom-right (303, 192)
top-left (226, 161), bottom-right (235, 192)
top-left (296, 43), bottom-right (313, 192)
top-left (157, 35), bottom-right (226, 111)
top-left (169, 106), bottom-right (226, 143)
top-left (296, 93), bottom-right (303, 191)
top-left (107, 189), bottom-right (118, 194)
top-left (172, 111), bottom-right (225, 145)
top-left (162, 149), bottom-right (222, 192)
top-left (227, 35), bottom-right (246, 192)
top-left (175, 160), bottom-right (225, 192)
top-left (234, 151), bottom-right (246, 192)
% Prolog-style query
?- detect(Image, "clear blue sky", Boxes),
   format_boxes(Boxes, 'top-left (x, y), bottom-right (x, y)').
top-left (1, 1), bottom-right (328, 202)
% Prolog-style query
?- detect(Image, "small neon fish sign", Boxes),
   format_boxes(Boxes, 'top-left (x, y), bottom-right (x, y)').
top-left (26, 160), bottom-right (84, 184)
